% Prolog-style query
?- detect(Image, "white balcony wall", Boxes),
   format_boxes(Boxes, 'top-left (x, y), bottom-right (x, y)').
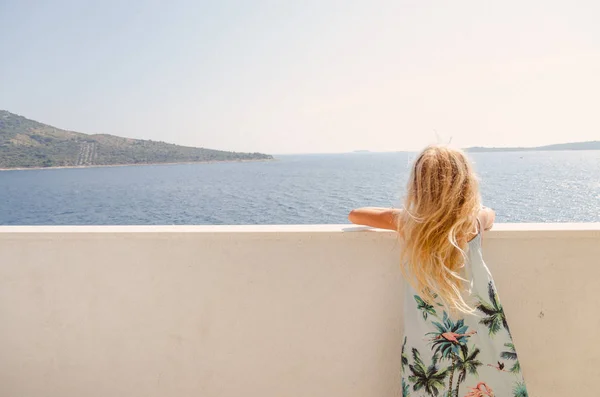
top-left (0, 224), bottom-right (598, 397)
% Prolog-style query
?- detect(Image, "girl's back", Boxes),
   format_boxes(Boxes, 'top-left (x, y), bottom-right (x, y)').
top-left (402, 227), bottom-right (527, 397)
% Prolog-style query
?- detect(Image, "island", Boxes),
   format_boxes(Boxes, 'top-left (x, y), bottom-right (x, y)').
top-left (0, 110), bottom-right (273, 170)
top-left (466, 141), bottom-right (600, 153)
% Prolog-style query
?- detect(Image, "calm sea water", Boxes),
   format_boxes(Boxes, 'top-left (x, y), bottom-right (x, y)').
top-left (1, 151), bottom-right (599, 225)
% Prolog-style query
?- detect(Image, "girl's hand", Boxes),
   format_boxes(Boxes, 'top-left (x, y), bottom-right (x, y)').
top-left (479, 207), bottom-right (496, 231)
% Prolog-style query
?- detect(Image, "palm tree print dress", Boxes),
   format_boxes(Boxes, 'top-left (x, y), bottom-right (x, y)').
top-left (401, 229), bottom-right (528, 397)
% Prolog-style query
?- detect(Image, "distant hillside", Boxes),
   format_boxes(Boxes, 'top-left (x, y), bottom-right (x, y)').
top-left (466, 141), bottom-right (600, 153)
top-left (0, 110), bottom-right (273, 169)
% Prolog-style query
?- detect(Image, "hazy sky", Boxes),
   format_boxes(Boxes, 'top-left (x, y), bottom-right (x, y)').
top-left (1, 1), bottom-right (599, 154)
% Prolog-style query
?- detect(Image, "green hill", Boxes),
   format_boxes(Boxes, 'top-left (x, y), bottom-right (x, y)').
top-left (467, 141), bottom-right (600, 153)
top-left (0, 110), bottom-right (273, 169)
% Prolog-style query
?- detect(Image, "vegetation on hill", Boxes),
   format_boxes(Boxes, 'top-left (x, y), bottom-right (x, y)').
top-left (0, 110), bottom-right (273, 169)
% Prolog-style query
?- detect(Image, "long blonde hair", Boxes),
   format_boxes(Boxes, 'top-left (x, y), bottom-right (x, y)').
top-left (399, 145), bottom-right (481, 314)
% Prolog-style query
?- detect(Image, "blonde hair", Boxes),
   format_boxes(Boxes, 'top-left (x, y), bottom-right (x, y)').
top-left (399, 145), bottom-right (481, 315)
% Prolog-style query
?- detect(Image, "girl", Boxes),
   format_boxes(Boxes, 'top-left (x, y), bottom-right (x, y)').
top-left (349, 145), bottom-right (528, 397)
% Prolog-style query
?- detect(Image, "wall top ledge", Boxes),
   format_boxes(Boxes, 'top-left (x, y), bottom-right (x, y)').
top-left (0, 223), bottom-right (599, 239)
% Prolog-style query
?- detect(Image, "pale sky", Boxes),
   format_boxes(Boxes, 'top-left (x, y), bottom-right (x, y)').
top-left (1, 1), bottom-right (599, 154)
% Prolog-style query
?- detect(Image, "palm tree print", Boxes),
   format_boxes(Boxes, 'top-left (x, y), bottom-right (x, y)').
top-left (452, 345), bottom-right (483, 397)
top-left (500, 343), bottom-right (521, 373)
top-left (408, 348), bottom-right (448, 396)
top-left (427, 312), bottom-right (476, 358)
top-left (402, 336), bottom-right (409, 372)
top-left (402, 379), bottom-right (410, 397)
top-left (415, 295), bottom-right (437, 320)
top-left (513, 381), bottom-right (528, 397)
top-left (476, 282), bottom-right (510, 337)
top-left (426, 312), bottom-right (476, 394)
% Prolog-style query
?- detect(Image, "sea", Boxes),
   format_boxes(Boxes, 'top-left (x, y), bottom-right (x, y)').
top-left (1, 151), bottom-right (599, 225)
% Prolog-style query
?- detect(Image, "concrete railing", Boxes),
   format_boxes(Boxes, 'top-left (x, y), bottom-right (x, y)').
top-left (0, 224), bottom-right (599, 397)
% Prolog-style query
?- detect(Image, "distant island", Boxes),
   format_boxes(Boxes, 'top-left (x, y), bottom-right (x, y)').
top-left (0, 110), bottom-right (273, 170)
top-left (466, 141), bottom-right (600, 153)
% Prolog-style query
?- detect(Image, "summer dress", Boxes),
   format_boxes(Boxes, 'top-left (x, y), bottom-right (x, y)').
top-left (401, 225), bottom-right (528, 397)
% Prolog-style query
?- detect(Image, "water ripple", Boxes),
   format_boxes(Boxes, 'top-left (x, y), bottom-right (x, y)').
top-left (0, 151), bottom-right (599, 225)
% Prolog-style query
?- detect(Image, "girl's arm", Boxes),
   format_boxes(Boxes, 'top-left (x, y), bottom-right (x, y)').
top-left (348, 207), bottom-right (402, 231)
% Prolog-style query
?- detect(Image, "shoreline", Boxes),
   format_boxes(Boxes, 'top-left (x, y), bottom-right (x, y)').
top-left (0, 158), bottom-right (275, 172)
